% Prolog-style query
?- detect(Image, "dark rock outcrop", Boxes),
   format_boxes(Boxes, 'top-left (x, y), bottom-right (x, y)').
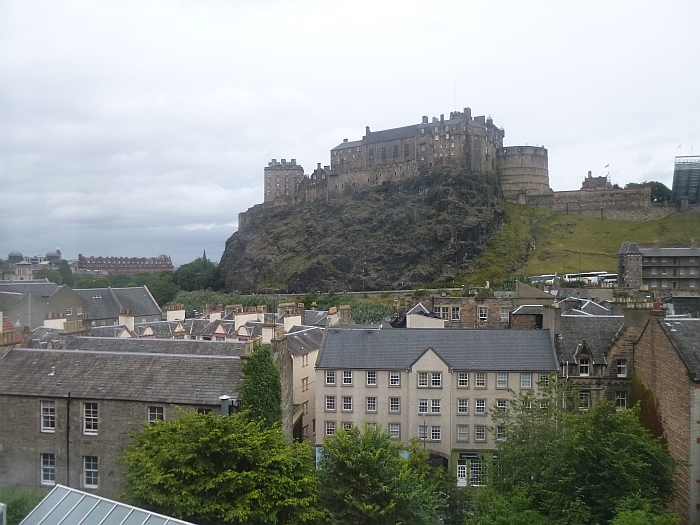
top-left (220, 168), bottom-right (504, 293)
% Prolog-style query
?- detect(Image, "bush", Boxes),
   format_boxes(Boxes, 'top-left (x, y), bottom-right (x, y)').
top-left (0, 486), bottom-right (47, 525)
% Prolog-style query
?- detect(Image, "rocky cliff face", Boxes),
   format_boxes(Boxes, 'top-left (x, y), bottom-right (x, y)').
top-left (220, 168), bottom-right (504, 293)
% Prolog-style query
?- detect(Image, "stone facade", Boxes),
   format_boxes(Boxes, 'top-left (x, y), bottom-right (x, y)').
top-left (499, 146), bottom-right (551, 200)
top-left (618, 241), bottom-right (700, 293)
top-left (76, 254), bottom-right (174, 275)
top-left (634, 315), bottom-right (697, 524)
top-left (264, 158), bottom-right (304, 203)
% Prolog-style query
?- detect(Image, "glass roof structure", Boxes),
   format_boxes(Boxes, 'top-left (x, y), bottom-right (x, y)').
top-left (19, 485), bottom-right (197, 525)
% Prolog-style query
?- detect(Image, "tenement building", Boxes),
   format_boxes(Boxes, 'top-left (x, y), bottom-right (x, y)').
top-left (314, 327), bottom-right (557, 486)
top-left (617, 241), bottom-right (700, 293)
top-left (76, 254), bottom-right (174, 275)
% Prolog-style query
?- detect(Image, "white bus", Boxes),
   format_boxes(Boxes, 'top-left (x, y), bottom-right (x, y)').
top-left (528, 274), bottom-right (557, 285)
top-left (563, 271), bottom-right (608, 284)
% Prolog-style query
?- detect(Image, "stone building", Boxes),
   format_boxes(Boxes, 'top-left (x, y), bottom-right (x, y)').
top-left (76, 254), bottom-right (174, 275)
top-left (264, 158), bottom-right (304, 203)
top-left (618, 241), bottom-right (700, 293)
top-left (314, 327), bottom-right (557, 484)
top-left (634, 315), bottom-right (700, 525)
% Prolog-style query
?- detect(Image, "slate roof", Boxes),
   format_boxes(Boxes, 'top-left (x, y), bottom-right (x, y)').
top-left (619, 241), bottom-right (642, 255)
top-left (511, 305), bottom-right (544, 316)
top-left (0, 291), bottom-right (22, 311)
top-left (304, 310), bottom-right (328, 327)
top-left (0, 348), bottom-right (241, 404)
top-left (20, 485), bottom-right (197, 525)
top-left (29, 327), bottom-right (62, 348)
top-left (658, 318), bottom-right (700, 380)
top-left (65, 336), bottom-right (246, 356)
top-left (577, 300), bottom-right (612, 316)
top-left (363, 124), bottom-right (418, 145)
top-left (317, 328), bottom-right (557, 371)
top-left (407, 302), bottom-right (432, 315)
top-left (0, 281), bottom-right (59, 298)
top-left (639, 247), bottom-right (700, 257)
top-left (285, 326), bottom-right (324, 356)
top-left (559, 315), bottom-right (624, 364)
top-left (331, 139), bottom-right (362, 151)
top-left (74, 287), bottom-right (161, 320)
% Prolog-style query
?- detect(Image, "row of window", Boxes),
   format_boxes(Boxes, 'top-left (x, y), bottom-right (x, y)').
top-left (40, 454), bottom-right (98, 488)
top-left (648, 279), bottom-right (696, 289)
top-left (434, 306), bottom-right (510, 323)
top-left (643, 256), bottom-right (697, 264)
top-left (648, 267), bottom-right (697, 276)
top-left (576, 358), bottom-right (627, 377)
top-left (40, 401), bottom-right (169, 434)
top-left (324, 421), bottom-right (503, 443)
top-left (324, 371), bottom-right (550, 388)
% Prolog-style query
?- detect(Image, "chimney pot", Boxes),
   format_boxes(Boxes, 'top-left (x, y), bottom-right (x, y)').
top-left (343, 138), bottom-right (348, 143)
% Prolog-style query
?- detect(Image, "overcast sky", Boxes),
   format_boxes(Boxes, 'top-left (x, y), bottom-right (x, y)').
top-left (1, 0), bottom-right (698, 267)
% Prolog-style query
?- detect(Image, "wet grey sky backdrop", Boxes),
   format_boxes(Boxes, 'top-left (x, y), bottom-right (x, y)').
top-left (1, 0), bottom-right (699, 267)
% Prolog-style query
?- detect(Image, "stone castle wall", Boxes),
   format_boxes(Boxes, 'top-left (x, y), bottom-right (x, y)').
top-left (500, 146), bottom-right (551, 200)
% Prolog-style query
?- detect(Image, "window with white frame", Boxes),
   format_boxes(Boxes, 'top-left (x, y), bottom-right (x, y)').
top-left (366, 371), bottom-right (376, 386)
top-left (302, 354), bottom-right (309, 367)
top-left (342, 371), bottom-right (352, 385)
top-left (457, 424), bottom-right (469, 441)
top-left (475, 372), bottom-right (486, 388)
top-left (431, 425), bottom-right (441, 441)
top-left (66, 307), bottom-right (72, 316)
top-left (418, 372), bottom-right (429, 387)
top-left (326, 396), bottom-right (336, 411)
top-left (496, 426), bottom-right (506, 440)
top-left (41, 400), bottom-right (56, 433)
top-left (431, 399), bottom-right (441, 414)
top-left (77, 307), bottom-right (83, 315)
top-left (366, 397), bottom-right (377, 412)
top-left (389, 423), bottom-right (400, 438)
top-left (539, 373), bottom-right (550, 387)
top-left (521, 373), bottom-right (532, 388)
top-left (616, 359), bottom-right (627, 377)
top-left (342, 396), bottom-right (353, 411)
top-left (578, 391), bottom-right (591, 410)
top-left (497, 399), bottom-right (508, 412)
top-left (301, 377), bottom-right (309, 392)
top-left (147, 406), bottom-right (164, 424)
top-left (458, 398), bottom-right (469, 414)
top-left (342, 422), bottom-right (353, 430)
top-left (389, 397), bottom-right (400, 412)
top-left (440, 307), bottom-right (449, 320)
top-left (500, 308), bottom-right (510, 323)
top-left (389, 371), bottom-right (400, 386)
top-left (616, 391), bottom-right (627, 410)
top-left (41, 453), bottom-right (56, 485)
top-left (470, 459), bottom-right (485, 486)
top-left (418, 425), bottom-right (428, 439)
top-left (497, 373), bottom-right (508, 388)
top-left (451, 307), bottom-right (460, 320)
top-left (83, 456), bottom-right (98, 488)
top-left (83, 403), bottom-right (98, 435)
top-left (475, 426), bottom-right (486, 441)
top-left (478, 307), bottom-right (488, 322)
top-left (458, 372), bottom-right (469, 387)
top-left (419, 399), bottom-right (428, 414)
top-left (431, 372), bottom-right (442, 387)
top-left (326, 421), bottom-right (336, 436)
top-left (475, 399), bottom-right (486, 414)
top-left (579, 358), bottom-right (590, 376)
top-left (326, 370), bottom-right (336, 385)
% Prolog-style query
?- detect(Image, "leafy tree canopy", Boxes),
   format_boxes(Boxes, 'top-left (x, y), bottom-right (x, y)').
top-left (239, 345), bottom-right (282, 427)
top-left (121, 411), bottom-right (320, 525)
top-left (174, 256), bottom-right (225, 292)
top-left (58, 260), bottom-right (75, 287)
top-left (491, 382), bottom-right (676, 524)
top-left (0, 486), bottom-right (47, 525)
top-left (35, 268), bottom-right (62, 285)
top-left (624, 181), bottom-right (672, 202)
top-left (318, 426), bottom-right (442, 525)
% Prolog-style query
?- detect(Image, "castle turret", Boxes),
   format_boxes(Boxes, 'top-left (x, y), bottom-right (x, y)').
top-left (498, 145), bottom-right (551, 201)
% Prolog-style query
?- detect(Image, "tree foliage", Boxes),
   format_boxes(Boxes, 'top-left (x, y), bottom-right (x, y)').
top-left (318, 426), bottom-right (442, 525)
top-left (0, 486), bottom-right (47, 525)
top-left (624, 181), bottom-right (671, 202)
top-left (239, 345), bottom-right (282, 427)
top-left (58, 260), bottom-right (75, 287)
top-left (490, 382), bottom-right (676, 524)
top-left (35, 268), bottom-right (63, 284)
top-left (300, 292), bottom-right (392, 324)
top-left (174, 256), bottom-right (225, 292)
top-left (464, 487), bottom-right (550, 525)
top-left (121, 411), bottom-right (320, 525)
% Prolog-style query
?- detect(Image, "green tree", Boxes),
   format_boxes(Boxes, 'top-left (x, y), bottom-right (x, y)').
top-left (239, 345), bottom-right (282, 427)
top-left (74, 275), bottom-right (111, 288)
top-left (35, 267), bottom-right (62, 284)
top-left (610, 495), bottom-right (680, 525)
top-left (318, 426), bottom-right (441, 525)
top-left (0, 486), bottom-right (47, 525)
top-left (121, 411), bottom-right (320, 525)
top-left (624, 181), bottom-right (671, 202)
top-left (58, 260), bottom-right (75, 287)
top-left (464, 487), bottom-right (551, 525)
top-left (174, 256), bottom-right (225, 292)
top-left (491, 383), bottom-right (676, 524)
top-left (145, 272), bottom-right (179, 306)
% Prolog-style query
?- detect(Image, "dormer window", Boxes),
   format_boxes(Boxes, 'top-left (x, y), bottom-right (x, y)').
top-left (579, 358), bottom-right (590, 377)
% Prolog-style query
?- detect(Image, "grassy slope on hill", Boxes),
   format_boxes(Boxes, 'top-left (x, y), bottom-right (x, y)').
top-left (467, 203), bottom-right (700, 286)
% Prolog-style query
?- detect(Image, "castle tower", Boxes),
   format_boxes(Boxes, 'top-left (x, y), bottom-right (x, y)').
top-left (498, 146), bottom-right (551, 201)
top-left (264, 158), bottom-right (304, 203)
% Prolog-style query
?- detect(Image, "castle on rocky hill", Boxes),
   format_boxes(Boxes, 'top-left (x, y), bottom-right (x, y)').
top-left (239, 109), bottom-right (691, 231)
